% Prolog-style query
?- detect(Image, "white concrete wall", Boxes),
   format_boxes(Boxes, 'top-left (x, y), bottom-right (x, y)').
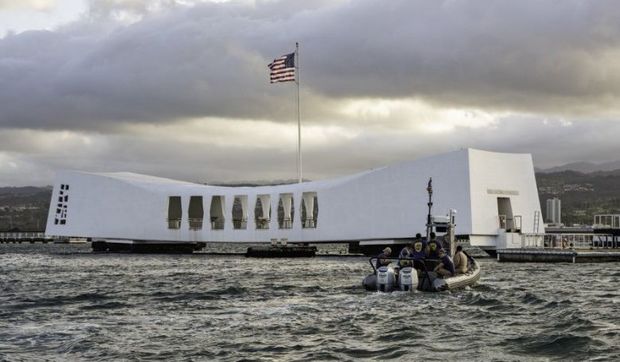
top-left (45, 149), bottom-right (543, 248)
top-left (467, 149), bottom-right (543, 246)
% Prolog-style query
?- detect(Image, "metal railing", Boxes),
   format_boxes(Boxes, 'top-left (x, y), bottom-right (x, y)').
top-left (499, 214), bottom-right (522, 232)
top-left (211, 220), bottom-right (225, 230)
top-left (188, 218), bottom-right (203, 230)
top-left (302, 219), bottom-right (316, 228)
top-left (519, 233), bottom-right (617, 249)
top-left (279, 219), bottom-right (293, 229)
top-left (256, 219), bottom-right (270, 230)
top-left (0, 232), bottom-right (52, 242)
top-left (167, 219), bottom-right (182, 229)
top-left (593, 214), bottom-right (620, 229)
top-left (233, 220), bottom-right (247, 229)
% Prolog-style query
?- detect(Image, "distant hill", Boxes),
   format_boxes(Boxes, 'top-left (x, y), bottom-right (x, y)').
top-left (0, 186), bottom-right (51, 194)
top-left (536, 170), bottom-right (620, 225)
top-left (0, 186), bottom-right (51, 231)
top-left (538, 160), bottom-right (620, 173)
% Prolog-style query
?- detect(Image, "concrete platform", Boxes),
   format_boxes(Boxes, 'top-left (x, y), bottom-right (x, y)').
top-left (497, 248), bottom-right (620, 263)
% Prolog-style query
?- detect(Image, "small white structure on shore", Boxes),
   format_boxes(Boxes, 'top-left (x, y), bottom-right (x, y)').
top-left (546, 197), bottom-right (562, 226)
top-left (45, 148), bottom-right (544, 252)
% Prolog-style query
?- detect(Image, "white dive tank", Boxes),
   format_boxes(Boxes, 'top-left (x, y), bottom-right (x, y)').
top-left (375, 266), bottom-right (395, 292)
top-left (398, 266), bottom-right (418, 292)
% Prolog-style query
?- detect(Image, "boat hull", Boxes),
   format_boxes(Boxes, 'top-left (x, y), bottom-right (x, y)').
top-left (431, 258), bottom-right (481, 291)
top-left (362, 258), bottom-right (481, 292)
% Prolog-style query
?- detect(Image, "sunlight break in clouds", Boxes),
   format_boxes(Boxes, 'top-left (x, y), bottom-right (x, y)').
top-left (0, 0), bottom-right (56, 10)
top-left (340, 98), bottom-right (499, 133)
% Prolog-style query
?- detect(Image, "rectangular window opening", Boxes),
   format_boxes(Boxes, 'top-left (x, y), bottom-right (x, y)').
top-left (255, 195), bottom-right (271, 230)
top-left (232, 195), bottom-right (248, 230)
top-left (167, 196), bottom-right (182, 229)
top-left (278, 193), bottom-right (294, 229)
top-left (497, 197), bottom-right (514, 231)
top-left (210, 195), bottom-right (225, 230)
top-left (301, 192), bottom-right (318, 228)
top-left (188, 196), bottom-right (204, 230)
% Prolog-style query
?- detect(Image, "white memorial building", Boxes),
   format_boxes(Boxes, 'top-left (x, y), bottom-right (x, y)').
top-left (45, 148), bottom-right (544, 253)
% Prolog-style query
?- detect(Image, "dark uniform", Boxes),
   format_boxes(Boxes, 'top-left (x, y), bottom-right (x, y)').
top-left (427, 238), bottom-right (443, 259)
top-left (411, 238), bottom-right (427, 260)
top-left (436, 253), bottom-right (456, 278)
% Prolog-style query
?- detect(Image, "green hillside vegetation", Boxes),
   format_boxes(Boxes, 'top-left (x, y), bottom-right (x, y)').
top-left (0, 187), bottom-right (51, 231)
top-left (536, 170), bottom-right (620, 225)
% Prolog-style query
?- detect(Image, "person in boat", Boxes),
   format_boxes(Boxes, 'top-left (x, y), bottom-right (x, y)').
top-left (375, 247), bottom-right (392, 269)
top-left (434, 248), bottom-right (456, 278)
top-left (427, 232), bottom-right (443, 259)
top-left (398, 243), bottom-right (414, 267)
top-left (453, 245), bottom-right (468, 274)
top-left (411, 233), bottom-right (428, 260)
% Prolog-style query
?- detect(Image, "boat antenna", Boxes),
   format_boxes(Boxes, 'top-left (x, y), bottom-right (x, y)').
top-left (426, 177), bottom-right (433, 241)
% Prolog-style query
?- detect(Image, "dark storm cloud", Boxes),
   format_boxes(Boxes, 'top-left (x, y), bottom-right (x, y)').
top-left (1, 0), bottom-right (620, 131)
top-left (306, 1), bottom-right (620, 111)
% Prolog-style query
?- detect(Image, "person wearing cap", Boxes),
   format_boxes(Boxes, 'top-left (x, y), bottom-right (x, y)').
top-left (426, 232), bottom-right (443, 259)
top-left (411, 233), bottom-right (428, 261)
top-left (434, 248), bottom-right (455, 278)
top-left (375, 247), bottom-right (392, 269)
top-left (453, 245), bottom-right (468, 274)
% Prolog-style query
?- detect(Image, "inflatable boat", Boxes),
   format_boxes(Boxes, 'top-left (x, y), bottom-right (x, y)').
top-left (361, 177), bottom-right (481, 292)
top-left (362, 252), bottom-right (481, 292)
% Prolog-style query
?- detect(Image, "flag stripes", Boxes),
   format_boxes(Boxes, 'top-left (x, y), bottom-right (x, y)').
top-left (268, 52), bottom-right (295, 83)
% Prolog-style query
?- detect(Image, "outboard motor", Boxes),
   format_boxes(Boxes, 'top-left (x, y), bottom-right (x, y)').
top-left (376, 266), bottom-right (395, 292)
top-left (398, 266), bottom-right (418, 292)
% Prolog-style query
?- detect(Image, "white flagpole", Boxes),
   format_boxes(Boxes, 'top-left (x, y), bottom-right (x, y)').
top-left (296, 42), bottom-right (302, 184)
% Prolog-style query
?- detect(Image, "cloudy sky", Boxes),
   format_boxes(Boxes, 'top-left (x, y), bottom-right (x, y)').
top-left (1, 0), bottom-right (620, 186)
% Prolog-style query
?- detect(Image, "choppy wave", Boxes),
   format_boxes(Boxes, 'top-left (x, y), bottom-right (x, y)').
top-left (0, 243), bottom-right (619, 361)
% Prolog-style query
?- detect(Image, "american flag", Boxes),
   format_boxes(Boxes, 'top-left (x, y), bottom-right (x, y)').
top-left (268, 52), bottom-right (295, 83)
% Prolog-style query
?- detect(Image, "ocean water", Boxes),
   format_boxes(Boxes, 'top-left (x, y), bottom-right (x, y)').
top-left (0, 243), bottom-right (619, 361)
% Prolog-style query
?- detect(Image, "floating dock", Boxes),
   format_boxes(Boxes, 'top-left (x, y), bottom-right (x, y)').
top-left (91, 240), bottom-right (204, 254)
top-left (497, 248), bottom-right (620, 263)
top-left (245, 244), bottom-right (317, 258)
